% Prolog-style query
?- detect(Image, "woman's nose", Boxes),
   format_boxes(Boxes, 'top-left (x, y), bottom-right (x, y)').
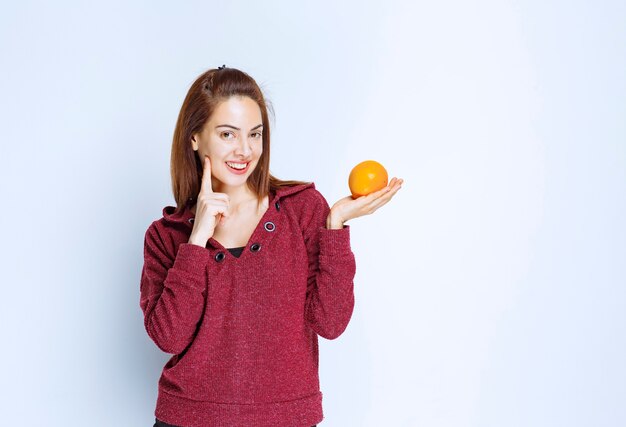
top-left (235, 137), bottom-right (252, 156)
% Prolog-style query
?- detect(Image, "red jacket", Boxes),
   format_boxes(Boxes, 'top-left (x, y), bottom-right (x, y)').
top-left (139, 182), bottom-right (356, 426)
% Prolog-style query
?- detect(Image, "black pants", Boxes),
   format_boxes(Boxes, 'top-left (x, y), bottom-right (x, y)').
top-left (155, 418), bottom-right (316, 427)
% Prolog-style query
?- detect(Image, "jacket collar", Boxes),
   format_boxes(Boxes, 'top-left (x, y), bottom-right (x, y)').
top-left (161, 182), bottom-right (316, 225)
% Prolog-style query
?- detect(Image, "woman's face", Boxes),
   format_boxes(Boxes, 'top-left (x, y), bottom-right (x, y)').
top-left (192, 95), bottom-right (264, 190)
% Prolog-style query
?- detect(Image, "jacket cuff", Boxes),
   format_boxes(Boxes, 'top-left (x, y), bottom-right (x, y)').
top-left (172, 243), bottom-right (211, 278)
top-left (319, 224), bottom-right (352, 256)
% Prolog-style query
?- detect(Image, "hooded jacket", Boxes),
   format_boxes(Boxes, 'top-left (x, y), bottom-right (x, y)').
top-left (139, 182), bottom-right (356, 427)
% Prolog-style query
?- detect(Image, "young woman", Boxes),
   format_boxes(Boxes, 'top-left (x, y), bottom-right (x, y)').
top-left (140, 66), bottom-right (403, 427)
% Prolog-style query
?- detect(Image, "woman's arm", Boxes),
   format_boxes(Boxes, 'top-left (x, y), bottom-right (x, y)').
top-left (139, 224), bottom-right (210, 354)
top-left (303, 178), bottom-right (403, 338)
top-left (303, 190), bottom-right (356, 340)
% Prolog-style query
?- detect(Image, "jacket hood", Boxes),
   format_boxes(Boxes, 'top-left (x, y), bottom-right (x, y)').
top-left (161, 182), bottom-right (316, 226)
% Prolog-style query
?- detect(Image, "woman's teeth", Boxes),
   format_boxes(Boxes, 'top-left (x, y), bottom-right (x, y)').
top-left (226, 162), bottom-right (248, 170)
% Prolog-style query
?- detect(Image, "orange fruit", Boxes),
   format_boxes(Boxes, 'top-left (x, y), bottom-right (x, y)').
top-left (348, 160), bottom-right (388, 199)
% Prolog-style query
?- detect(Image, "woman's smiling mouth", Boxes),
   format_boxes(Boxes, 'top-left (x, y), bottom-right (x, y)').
top-left (225, 161), bottom-right (250, 173)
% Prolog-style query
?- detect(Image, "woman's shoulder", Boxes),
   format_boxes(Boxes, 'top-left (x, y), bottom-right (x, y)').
top-left (274, 181), bottom-right (327, 207)
top-left (275, 183), bottom-right (332, 233)
top-left (273, 181), bottom-right (315, 198)
top-left (142, 203), bottom-right (194, 247)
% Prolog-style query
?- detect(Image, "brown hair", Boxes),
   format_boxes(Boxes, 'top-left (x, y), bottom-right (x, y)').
top-left (169, 66), bottom-right (311, 213)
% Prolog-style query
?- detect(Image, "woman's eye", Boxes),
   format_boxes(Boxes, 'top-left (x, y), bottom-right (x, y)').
top-left (221, 131), bottom-right (261, 139)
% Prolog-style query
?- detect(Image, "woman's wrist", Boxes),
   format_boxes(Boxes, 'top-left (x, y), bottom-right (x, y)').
top-left (326, 212), bottom-right (345, 230)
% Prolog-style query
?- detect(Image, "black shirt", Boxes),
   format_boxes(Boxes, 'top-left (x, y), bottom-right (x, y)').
top-left (227, 246), bottom-right (245, 258)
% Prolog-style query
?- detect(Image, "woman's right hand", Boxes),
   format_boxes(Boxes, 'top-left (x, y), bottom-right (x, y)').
top-left (188, 155), bottom-right (230, 247)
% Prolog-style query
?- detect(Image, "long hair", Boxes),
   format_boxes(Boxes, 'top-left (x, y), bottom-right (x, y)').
top-left (170, 66), bottom-right (311, 213)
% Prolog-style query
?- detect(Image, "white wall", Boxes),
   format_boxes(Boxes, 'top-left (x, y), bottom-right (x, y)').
top-left (0, 1), bottom-right (623, 425)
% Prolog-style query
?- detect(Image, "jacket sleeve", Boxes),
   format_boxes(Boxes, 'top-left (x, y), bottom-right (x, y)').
top-left (139, 223), bottom-right (211, 354)
top-left (302, 190), bottom-right (356, 340)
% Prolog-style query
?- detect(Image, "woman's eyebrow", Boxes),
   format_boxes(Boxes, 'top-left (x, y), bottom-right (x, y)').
top-left (215, 124), bottom-right (263, 131)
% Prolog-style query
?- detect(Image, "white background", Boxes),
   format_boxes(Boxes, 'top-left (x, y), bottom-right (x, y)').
top-left (0, 1), bottom-right (624, 426)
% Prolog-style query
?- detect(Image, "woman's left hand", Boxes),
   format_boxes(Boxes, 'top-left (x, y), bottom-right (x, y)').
top-left (327, 177), bottom-right (404, 228)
